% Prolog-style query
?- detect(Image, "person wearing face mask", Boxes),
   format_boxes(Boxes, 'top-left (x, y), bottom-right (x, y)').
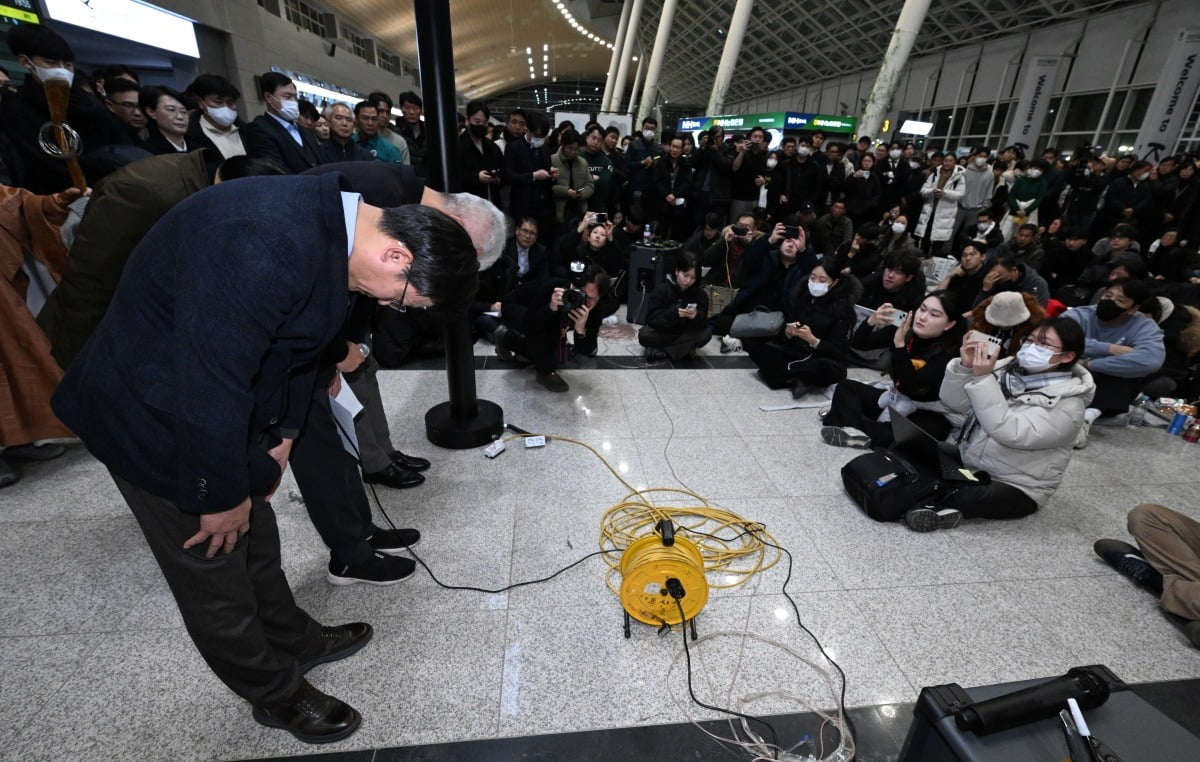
top-left (184, 76), bottom-right (245, 160)
top-left (952, 146), bottom-right (995, 247)
top-left (915, 153), bottom-right (967, 256)
top-left (876, 213), bottom-right (922, 261)
top-left (906, 317), bottom-right (1094, 531)
top-left (711, 218), bottom-right (818, 341)
top-left (624, 117), bottom-right (663, 218)
top-left (958, 209), bottom-right (1004, 253)
top-left (1, 24), bottom-right (126, 193)
top-left (457, 100), bottom-right (503, 206)
top-left (242, 72), bottom-right (324, 174)
top-left (1004, 158), bottom-right (1048, 240)
top-left (1064, 279), bottom-right (1165, 429)
top-left (879, 141), bottom-right (912, 211)
top-left (503, 110), bottom-right (556, 244)
top-left (824, 291), bottom-right (965, 449)
top-left (746, 256), bottom-right (860, 398)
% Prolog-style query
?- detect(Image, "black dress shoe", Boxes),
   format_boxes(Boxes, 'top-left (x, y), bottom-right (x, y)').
top-left (252, 680), bottom-right (361, 744)
top-left (363, 463), bottom-right (425, 489)
top-left (298, 623), bottom-right (374, 673)
top-left (389, 449), bottom-right (431, 472)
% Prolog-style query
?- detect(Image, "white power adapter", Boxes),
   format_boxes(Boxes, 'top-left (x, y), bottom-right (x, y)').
top-left (523, 435), bottom-right (547, 448)
top-left (482, 440), bottom-right (506, 458)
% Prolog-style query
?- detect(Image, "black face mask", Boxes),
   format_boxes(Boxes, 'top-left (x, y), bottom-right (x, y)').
top-left (1096, 298), bottom-right (1126, 321)
top-left (469, 123), bottom-right (488, 138)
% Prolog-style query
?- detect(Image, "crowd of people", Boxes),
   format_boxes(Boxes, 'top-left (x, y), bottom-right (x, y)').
top-left (3, 19), bottom-right (1200, 748)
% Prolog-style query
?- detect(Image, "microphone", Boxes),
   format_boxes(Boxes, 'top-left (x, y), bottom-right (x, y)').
top-left (954, 667), bottom-right (1111, 736)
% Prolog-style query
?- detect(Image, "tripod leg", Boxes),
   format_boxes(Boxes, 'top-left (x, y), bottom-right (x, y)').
top-left (689, 616), bottom-right (698, 641)
top-left (624, 610), bottom-right (631, 639)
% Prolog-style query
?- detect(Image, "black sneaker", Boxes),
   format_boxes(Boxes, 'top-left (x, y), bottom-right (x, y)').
top-left (905, 506), bottom-right (963, 532)
top-left (327, 552), bottom-right (416, 586)
top-left (368, 527), bottom-right (420, 556)
top-left (494, 324), bottom-right (514, 362)
top-left (1094, 539), bottom-right (1163, 595)
top-left (536, 371), bottom-right (569, 392)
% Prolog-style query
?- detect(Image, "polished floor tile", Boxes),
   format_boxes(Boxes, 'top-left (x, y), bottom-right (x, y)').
top-left (7, 352), bottom-right (1200, 761)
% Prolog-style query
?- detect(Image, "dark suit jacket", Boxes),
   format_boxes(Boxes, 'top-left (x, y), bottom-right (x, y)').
top-left (242, 114), bottom-right (324, 173)
top-left (52, 173), bottom-right (351, 513)
top-left (38, 149), bottom-right (221, 369)
top-left (139, 125), bottom-right (193, 156)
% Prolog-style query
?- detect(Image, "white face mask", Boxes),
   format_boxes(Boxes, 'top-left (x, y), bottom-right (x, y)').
top-left (1016, 343), bottom-right (1058, 373)
top-left (206, 106), bottom-right (237, 128)
top-left (797, 146), bottom-right (812, 157)
top-left (974, 156), bottom-right (988, 168)
top-left (1136, 172), bottom-right (1149, 182)
top-left (642, 129), bottom-right (655, 140)
top-left (766, 158), bottom-right (778, 169)
top-left (1027, 169), bottom-right (1043, 179)
top-left (275, 98), bottom-right (300, 122)
top-left (31, 64), bottom-right (73, 86)
top-left (888, 149), bottom-right (901, 160)
top-left (891, 222), bottom-right (906, 235)
top-left (528, 134), bottom-right (545, 148)
top-left (808, 280), bottom-right (830, 297)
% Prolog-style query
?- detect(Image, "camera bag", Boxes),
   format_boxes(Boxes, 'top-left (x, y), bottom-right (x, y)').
top-left (840, 449), bottom-right (942, 522)
top-left (729, 306), bottom-right (785, 339)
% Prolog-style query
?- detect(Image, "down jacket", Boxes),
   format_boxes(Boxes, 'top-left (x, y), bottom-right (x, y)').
top-left (940, 357), bottom-right (1095, 507)
top-left (915, 164), bottom-right (966, 242)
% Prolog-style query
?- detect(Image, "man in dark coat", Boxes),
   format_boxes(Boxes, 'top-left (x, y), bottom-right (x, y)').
top-left (38, 150), bottom-right (283, 369)
top-left (0, 25), bottom-right (125, 193)
top-left (241, 72), bottom-right (324, 173)
top-left (458, 99), bottom-right (504, 205)
top-left (51, 173), bottom-right (479, 744)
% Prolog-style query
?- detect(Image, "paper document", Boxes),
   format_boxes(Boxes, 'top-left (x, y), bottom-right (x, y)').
top-left (329, 381), bottom-right (362, 458)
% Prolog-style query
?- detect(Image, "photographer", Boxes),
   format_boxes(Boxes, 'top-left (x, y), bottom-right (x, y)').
top-left (638, 252), bottom-right (712, 361)
top-left (495, 264), bottom-right (618, 392)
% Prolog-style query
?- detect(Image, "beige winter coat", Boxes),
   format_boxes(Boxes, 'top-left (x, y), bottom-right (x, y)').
top-left (940, 357), bottom-right (1095, 507)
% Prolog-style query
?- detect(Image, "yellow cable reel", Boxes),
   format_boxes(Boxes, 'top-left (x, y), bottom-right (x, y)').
top-left (619, 529), bottom-right (709, 628)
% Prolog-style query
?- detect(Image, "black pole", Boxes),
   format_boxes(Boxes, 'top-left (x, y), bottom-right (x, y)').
top-left (415, 0), bottom-right (503, 448)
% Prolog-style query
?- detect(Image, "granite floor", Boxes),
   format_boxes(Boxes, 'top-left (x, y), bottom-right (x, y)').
top-left (3, 319), bottom-right (1200, 762)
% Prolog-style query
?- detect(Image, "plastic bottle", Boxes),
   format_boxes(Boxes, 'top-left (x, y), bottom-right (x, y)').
top-left (643, 224), bottom-right (652, 244)
top-left (1128, 394), bottom-right (1148, 428)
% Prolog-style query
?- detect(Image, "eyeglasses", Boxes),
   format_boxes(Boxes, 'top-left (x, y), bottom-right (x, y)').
top-left (108, 100), bottom-right (140, 111)
top-left (388, 277), bottom-right (412, 312)
top-left (156, 105), bottom-right (187, 116)
top-left (1021, 338), bottom-right (1063, 353)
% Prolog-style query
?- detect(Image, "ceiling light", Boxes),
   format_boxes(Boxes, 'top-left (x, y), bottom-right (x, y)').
top-left (526, 47), bottom-right (531, 55)
top-left (543, 43), bottom-right (549, 51)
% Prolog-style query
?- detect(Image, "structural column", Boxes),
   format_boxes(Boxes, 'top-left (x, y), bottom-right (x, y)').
top-left (705, 0), bottom-right (756, 115)
top-left (857, 0), bottom-right (933, 139)
top-left (607, 0), bottom-right (646, 112)
top-left (636, 0), bottom-right (679, 125)
top-left (628, 44), bottom-right (646, 116)
top-left (600, 0), bottom-right (634, 114)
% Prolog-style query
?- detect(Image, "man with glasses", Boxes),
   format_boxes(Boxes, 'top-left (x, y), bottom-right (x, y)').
top-left (52, 172), bottom-right (480, 744)
top-left (242, 71), bottom-right (324, 173)
top-left (185, 74), bottom-right (245, 159)
top-left (479, 217), bottom-right (547, 345)
top-left (103, 77), bottom-right (148, 144)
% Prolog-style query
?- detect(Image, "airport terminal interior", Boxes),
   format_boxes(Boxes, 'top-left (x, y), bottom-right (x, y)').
top-left (4, 0), bottom-right (1200, 760)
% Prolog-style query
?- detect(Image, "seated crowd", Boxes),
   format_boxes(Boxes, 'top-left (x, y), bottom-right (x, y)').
top-left (3, 23), bottom-right (1200, 695)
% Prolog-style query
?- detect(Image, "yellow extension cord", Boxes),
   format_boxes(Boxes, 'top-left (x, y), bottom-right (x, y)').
top-left (501, 433), bottom-right (782, 608)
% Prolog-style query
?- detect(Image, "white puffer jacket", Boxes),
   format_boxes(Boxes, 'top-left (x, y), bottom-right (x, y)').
top-left (940, 357), bottom-right (1095, 507)
top-left (916, 165), bottom-right (966, 242)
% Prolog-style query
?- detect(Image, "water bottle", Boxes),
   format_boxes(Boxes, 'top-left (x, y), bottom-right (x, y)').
top-left (643, 224), bottom-right (652, 244)
top-left (1128, 394), bottom-right (1148, 427)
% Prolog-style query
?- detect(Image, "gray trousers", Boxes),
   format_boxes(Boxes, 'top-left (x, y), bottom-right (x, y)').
top-left (344, 355), bottom-right (394, 474)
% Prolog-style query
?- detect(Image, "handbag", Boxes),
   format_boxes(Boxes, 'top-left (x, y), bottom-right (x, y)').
top-left (840, 449), bottom-right (943, 522)
top-left (729, 306), bottom-right (784, 339)
top-left (706, 284), bottom-right (738, 314)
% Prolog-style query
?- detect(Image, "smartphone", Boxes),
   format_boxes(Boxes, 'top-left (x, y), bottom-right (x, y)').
top-left (782, 225), bottom-right (801, 239)
top-left (966, 329), bottom-right (1002, 358)
top-left (889, 309), bottom-right (908, 328)
top-left (592, 212), bottom-right (608, 224)
top-left (685, 303), bottom-right (697, 310)
top-left (731, 224), bottom-right (749, 236)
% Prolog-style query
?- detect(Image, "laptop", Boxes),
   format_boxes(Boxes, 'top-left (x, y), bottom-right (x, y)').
top-left (889, 409), bottom-right (978, 482)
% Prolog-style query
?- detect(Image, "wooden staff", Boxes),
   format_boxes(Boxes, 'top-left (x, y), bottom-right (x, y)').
top-left (42, 77), bottom-right (87, 193)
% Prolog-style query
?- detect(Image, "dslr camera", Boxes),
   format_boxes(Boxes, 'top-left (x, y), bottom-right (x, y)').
top-left (560, 260), bottom-right (588, 312)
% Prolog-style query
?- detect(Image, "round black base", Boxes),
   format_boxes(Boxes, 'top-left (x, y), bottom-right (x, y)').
top-left (425, 399), bottom-right (504, 449)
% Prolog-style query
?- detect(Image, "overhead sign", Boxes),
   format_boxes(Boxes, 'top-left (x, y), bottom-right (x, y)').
top-left (0, 0), bottom-right (39, 25)
top-left (1004, 55), bottom-right (1062, 151)
top-left (43, 0), bottom-right (198, 58)
top-left (678, 111), bottom-right (857, 136)
top-left (1133, 28), bottom-right (1200, 159)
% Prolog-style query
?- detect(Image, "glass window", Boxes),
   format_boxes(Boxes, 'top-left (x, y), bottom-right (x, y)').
top-left (284, 0), bottom-right (325, 37)
top-left (1122, 88), bottom-right (1154, 130)
top-left (1060, 93), bottom-right (1107, 133)
top-left (379, 50), bottom-right (401, 75)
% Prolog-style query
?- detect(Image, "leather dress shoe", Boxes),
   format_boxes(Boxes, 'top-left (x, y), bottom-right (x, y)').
top-left (363, 463), bottom-right (424, 489)
top-left (389, 449), bottom-right (431, 472)
top-left (298, 622), bottom-right (373, 673)
top-left (252, 680), bottom-right (361, 744)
